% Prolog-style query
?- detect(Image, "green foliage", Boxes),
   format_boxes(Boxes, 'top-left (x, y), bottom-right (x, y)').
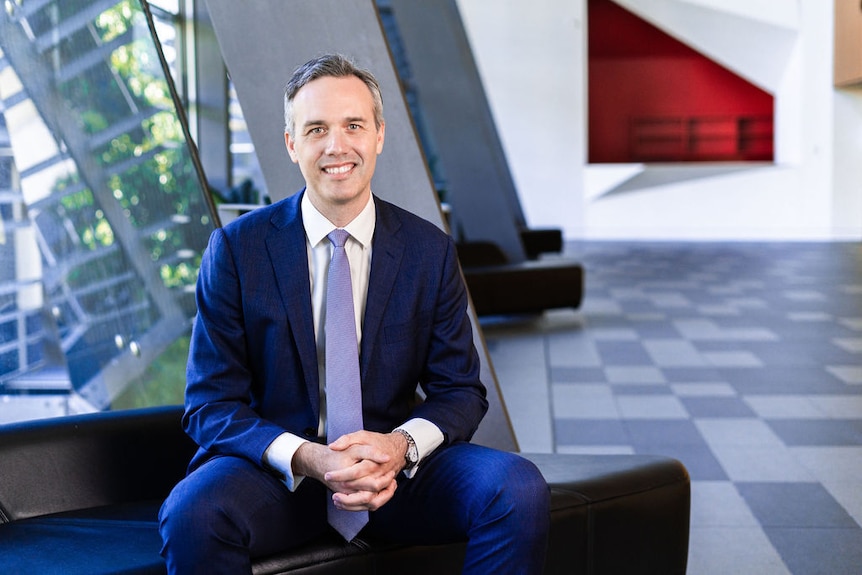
top-left (95, 1), bottom-right (136, 41)
top-left (49, 0), bottom-right (205, 291)
top-left (112, 334), bottom-right (189, 409)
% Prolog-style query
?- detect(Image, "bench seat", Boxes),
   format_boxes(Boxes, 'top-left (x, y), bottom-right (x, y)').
top-left (0, 407), bottom-right (689, 574)
top-left (456, 241), bottom-right (584, 316)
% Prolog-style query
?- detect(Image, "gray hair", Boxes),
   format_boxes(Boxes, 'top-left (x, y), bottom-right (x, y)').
top-left (283, 54), bottom-right (384, 137)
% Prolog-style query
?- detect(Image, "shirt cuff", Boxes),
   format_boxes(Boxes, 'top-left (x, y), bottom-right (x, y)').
top-left (394, 418), bottom-right (444, 478)
top-left (262, 432), bottom-right (309, 491)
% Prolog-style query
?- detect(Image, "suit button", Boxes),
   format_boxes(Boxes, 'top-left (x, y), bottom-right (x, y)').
top-left (303, 428), bottom-right (317, 437)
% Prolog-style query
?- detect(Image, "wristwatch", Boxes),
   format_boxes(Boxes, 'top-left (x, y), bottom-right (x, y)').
top-left (394, 428), bottom-right (419, 470)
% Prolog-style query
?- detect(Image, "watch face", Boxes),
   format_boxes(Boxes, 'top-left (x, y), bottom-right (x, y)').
top-left (405, 441), bottom-right (417, 462)
top-left (397, 429), bottom-right (419, 468)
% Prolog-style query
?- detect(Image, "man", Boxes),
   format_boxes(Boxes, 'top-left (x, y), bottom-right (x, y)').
top-left (159, 54), bottom-right (550, 574)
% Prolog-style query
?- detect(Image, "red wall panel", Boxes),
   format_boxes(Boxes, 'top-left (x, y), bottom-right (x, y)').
top-left (588, 0), bottom-right (774, 163)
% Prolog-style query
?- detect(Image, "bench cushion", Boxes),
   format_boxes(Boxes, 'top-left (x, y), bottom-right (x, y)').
top-left (1, 502), bottom-right (164, 575)
top-left (0, 454), bottom-right (688, 574)
top-left (455, 239), bottom-right (583, 317)
top-left (0, 408), bottom-right (688, 574)
top-left (464, 260), bottom-right (584, 316)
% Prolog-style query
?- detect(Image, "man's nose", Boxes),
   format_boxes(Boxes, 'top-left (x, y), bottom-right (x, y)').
top-left (325, 130), bottom-right (347, 154)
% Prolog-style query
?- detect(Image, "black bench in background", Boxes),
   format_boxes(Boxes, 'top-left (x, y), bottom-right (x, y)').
top-left (0, 406), bottom-right (689, 574)
top-left (457, 233), bottom-right (584, 317)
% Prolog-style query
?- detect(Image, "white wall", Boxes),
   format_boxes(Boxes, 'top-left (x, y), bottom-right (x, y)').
top-left (457, 0), bottom-right (862, 240)
top-left (456, 0), bottom-right (586, 238)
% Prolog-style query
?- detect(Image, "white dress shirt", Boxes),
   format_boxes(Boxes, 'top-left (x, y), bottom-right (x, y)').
top-left (263, 193), bottom-right (443, 490)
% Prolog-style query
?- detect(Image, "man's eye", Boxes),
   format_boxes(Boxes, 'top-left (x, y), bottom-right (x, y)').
top-left (308, 127), bottom-right (324, 135)
top-left (348, 124), bottom-right (360, 130)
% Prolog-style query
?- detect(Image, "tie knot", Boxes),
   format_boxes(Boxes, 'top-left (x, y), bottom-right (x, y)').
top-left (328, 229), bottom-right (350, 248)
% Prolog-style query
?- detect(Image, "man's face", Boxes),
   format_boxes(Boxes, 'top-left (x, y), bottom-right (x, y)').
top-left (285, 75), bottom-right (385, 219)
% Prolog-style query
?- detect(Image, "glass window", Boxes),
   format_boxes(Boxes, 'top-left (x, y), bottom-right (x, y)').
top-left (228, 79), bottom-right (268, 204)
top-left (0, 0), bottom-right (214, 424)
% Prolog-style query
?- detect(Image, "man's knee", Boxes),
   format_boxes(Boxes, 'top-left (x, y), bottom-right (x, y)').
top-left (503, 455), bottom-right (550, 519)
top-left (472, 451), bottom-right (550, 527)
top-left (160, 456), bottom-right (329, 566)
top-left (160, 472), bottom-right (239, 555)
top-left (159, 457), bottom-right (270, 554)
top-left (160, 477), bottom-right (222, 532)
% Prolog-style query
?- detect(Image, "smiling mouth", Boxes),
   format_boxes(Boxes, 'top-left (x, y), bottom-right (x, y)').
top-left (323, 164), bottom-right (354, 175)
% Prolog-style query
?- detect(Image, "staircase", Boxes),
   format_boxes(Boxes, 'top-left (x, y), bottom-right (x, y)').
top-left (0, 0), bottom-right (213, 416)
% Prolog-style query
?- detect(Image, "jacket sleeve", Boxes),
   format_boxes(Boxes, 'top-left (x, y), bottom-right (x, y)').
top-left (409, 235), bottom-right (488, 444)
top-left (182, 228), bottom-right (287, 466)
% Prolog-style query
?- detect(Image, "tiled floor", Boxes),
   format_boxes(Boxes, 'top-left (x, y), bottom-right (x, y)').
top-left (482, 241), bottom-right (862, 575)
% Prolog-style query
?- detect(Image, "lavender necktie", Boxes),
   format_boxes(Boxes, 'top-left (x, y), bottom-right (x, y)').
top-left (325, 229), bottom-right (368, 541)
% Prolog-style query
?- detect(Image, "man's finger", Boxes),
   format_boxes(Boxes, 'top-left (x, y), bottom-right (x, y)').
top-left (332, 480), bottom-right (397, 511)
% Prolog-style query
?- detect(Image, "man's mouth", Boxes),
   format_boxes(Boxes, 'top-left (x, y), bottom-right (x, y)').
top-left (323, 164), bottom-right (354, 175)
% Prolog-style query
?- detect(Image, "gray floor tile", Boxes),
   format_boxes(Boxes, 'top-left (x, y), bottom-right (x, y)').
top-left (833, 337), bottom-right (862, 353)
top-left (695, 418), bottom-right (785, 447)
top-left (626, 419), bottom-right (706, 446)
top-left (809, 395), bottom-right (862, 418)
top-left (604, 366), bottom-right (666, 384)
top-left (743, 395), bottom-right (825, 419)
top-left (551, 384), bottom-right (619, 419)
top-left (820, 479), bottom-right (862, 528)
top-left (636, 443), bottom-right (727, 481)
top-left (674, 319), bottom-right (779, 342)
top-left (827, 365), bottom-right (862, 384)
top-left (686, 527), bottom-right (790, 575)
top-left (767, 419), bottom-right (862, 446)
top-left (549, 366), bottom-right (605, 383)
top-left (662, 366), bottom-right (726, 383)
top-left (547, 333), bottom-right (602, 368)
top-left (789, 447), bottom-right (862, 482)
top-left (588, 327), bottom-right (640, 341)
top-left (671, 382), bottom-right (737, 397)
top-left (642, 339), bottom-right (706, 367)
top-left (702, 350), bottom-right (764, 367)
top-left (689, 481), bottom-right (759, 527)
top-left (616, 395), bottom-right (688, 419)
top-left (612, 384), bottom-right (674, 395)
top-left (708, 444), bottom-right (816, 482)
top-left (681, 397), bottom-right (757, 418)
top-left (553, 418), bottom-right (628, 446)
top-left (485, 241), bottom-right (862, 574)
top-left (762, 528), bottom-right (862, 575)
top-left (839, 317), bottom-right (862, 331)
top-left (736, 482), bottom-right (859, 528)
top-left (721, 366), bottom-right (851, 395)
top-left (631, 321), bottom-right (683, 338)
top-left (595, 341), bottom-right (651, 365)
top-left (556, 445), bottom-right (635, 455)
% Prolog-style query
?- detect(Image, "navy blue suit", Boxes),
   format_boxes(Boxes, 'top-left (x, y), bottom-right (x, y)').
top-left (159, 191), bottom-right (549, 574)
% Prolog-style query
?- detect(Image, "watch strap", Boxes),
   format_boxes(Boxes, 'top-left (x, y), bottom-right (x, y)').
top-left (394, 428), bottom-right (419, 470)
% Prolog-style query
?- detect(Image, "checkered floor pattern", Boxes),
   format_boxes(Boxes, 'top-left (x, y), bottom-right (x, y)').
top-left (483, 241), bottom-right (862, 574)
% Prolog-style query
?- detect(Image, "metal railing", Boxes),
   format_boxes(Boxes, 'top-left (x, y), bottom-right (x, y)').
top-left (629, 115), bottom-right (773, 162)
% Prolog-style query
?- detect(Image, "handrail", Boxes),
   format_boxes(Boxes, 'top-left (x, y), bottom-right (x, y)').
top-left (629, 114), bottom-right (773, 162)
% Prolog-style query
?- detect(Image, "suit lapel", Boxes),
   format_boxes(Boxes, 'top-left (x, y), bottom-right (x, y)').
top-left (360, 199), bottom-right (404, 379)
top-left (266, 192), bottom-right (320, 414)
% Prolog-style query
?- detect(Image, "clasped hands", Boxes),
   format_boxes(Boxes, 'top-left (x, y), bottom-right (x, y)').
top-left (293, 430), bottom-right (409, 512)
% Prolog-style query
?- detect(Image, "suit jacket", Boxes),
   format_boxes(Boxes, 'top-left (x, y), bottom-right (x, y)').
top-left (184, 190), bottom-right (488, 472)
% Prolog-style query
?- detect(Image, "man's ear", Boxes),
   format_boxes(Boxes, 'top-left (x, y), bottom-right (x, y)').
top-left (376, 121), bottom-right (385, 154)
top-left (285, 132), bottom-right (298, 163)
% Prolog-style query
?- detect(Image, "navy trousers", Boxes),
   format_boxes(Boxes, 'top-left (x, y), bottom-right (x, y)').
top-left (159, 443), bottom-right (550, 574)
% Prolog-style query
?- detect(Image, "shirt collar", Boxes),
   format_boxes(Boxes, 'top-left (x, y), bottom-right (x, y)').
top-left (301, 192), bottom-right (376, 248)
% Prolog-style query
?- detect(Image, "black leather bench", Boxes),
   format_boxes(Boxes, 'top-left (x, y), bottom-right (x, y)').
top-left (457, 240), bottom-right (584, 316)
top-left (0, 406), bottom-right (689, 574)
